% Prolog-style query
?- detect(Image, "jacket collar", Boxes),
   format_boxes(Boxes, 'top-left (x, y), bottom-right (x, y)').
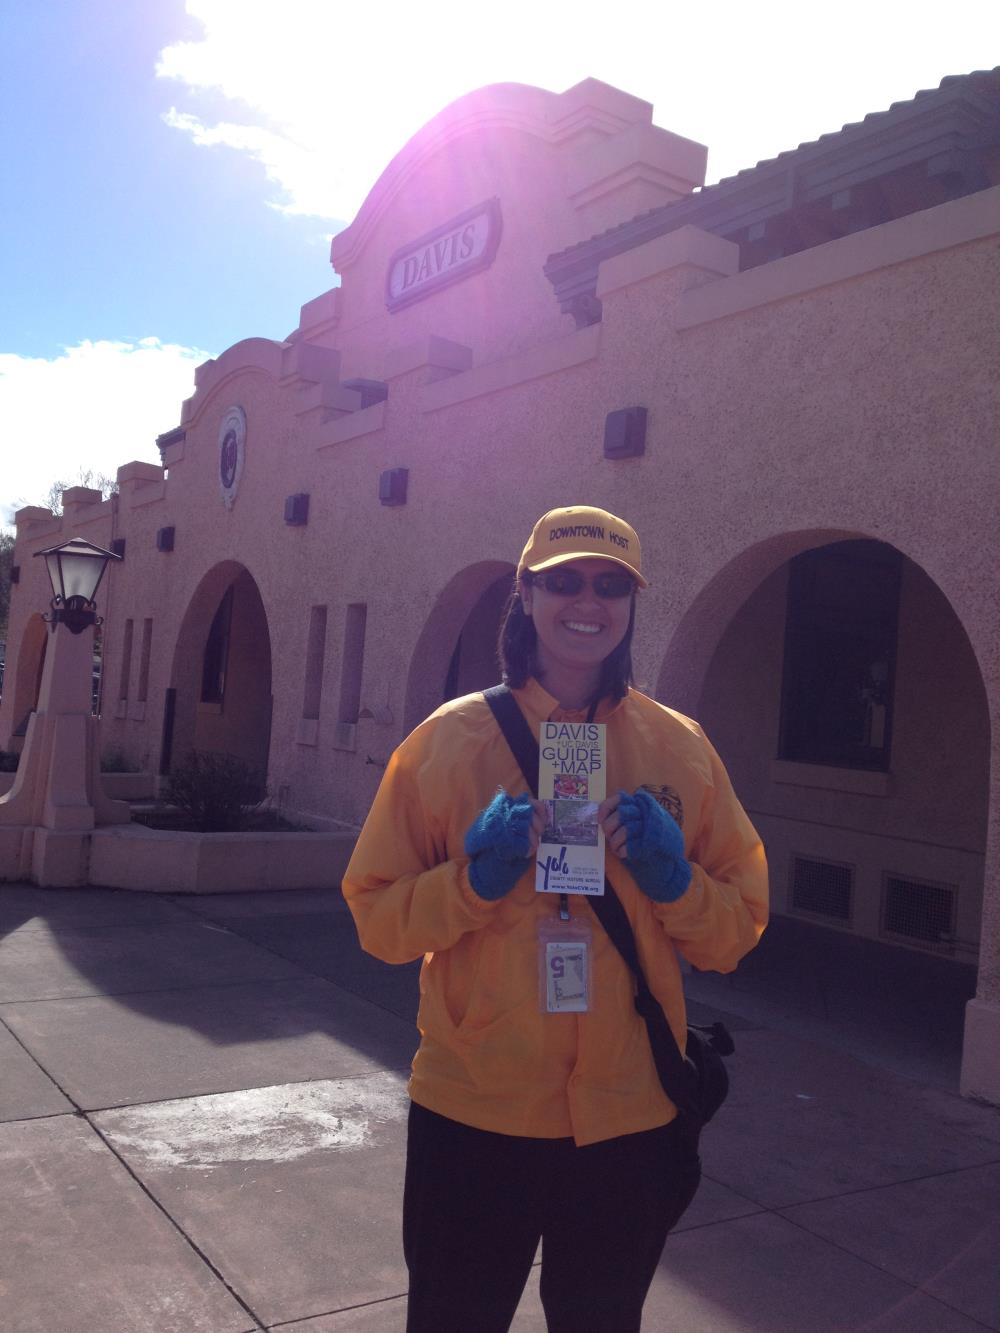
top-left (513, 677), bottom-right (627, 726)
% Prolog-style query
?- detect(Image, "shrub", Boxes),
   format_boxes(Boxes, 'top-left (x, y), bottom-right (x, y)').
top-left (163, 751), bottom-right (267, 832)
top-left (101, 746), bottom-right (140, 773)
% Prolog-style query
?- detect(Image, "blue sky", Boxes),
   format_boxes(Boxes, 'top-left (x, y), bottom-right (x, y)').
top-left (1, 0), bottom-right (996, 524)
top-left (2, 0), bottom-right (332, 359)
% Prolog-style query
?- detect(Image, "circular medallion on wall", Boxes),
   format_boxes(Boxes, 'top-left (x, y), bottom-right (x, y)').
top-left (218, 405), bottom-right (246, 509)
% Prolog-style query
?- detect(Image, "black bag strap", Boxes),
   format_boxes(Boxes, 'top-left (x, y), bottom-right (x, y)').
top-left (482, 683), bottom-right (702, 1122)
top-left (482, 684), bottom-right (541, 798)
top-left (587, 880), bottom-right (701, 1122)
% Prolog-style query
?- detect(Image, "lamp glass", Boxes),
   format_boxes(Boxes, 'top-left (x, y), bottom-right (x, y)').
top-left (64, 551), bottom-right (103, 599)
top-left (41, 539), bottom-right (112, 603)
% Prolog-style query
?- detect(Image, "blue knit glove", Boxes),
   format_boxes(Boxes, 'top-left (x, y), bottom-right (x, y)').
top-left (464, 790), bottom-right (535, 901)
top-left (617, 789), bottom-right (692, 903)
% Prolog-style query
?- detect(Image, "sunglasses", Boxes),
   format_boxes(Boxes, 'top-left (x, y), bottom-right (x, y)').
top-left (529, 567), bottom-right (636, 600)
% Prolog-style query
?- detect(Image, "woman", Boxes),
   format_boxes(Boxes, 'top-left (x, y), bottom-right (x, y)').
top-left (343, 505), bottom-right (768, 1333)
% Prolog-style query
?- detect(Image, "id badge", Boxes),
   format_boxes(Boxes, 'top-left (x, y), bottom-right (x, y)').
top-left (537, 916), bottom-right (592, 1014)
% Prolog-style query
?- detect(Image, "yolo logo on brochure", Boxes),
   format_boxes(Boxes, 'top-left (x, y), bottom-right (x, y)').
top-left (537, 845), bottom-right (568, 893)
top-left (535, 721), bottom-right (607, 897)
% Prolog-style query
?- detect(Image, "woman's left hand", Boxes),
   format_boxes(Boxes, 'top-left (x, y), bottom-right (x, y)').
top-left (598, 789), bottom-right (692, 903)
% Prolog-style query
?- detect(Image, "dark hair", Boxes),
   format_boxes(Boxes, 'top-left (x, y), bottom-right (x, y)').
top-left (497, 574), bottom-right (636, 701)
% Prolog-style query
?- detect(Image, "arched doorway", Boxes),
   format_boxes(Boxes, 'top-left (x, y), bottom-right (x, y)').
top-left (166, 563), bottom-right (273, 780)
top-left (5, 613), bottom-right (48, 752)
top-left (404, 562), bottom-right (515, 734)
top-left (657, 532), bottom-right (989, 1088)
top-left (442, 571), bottom-right (514, 703)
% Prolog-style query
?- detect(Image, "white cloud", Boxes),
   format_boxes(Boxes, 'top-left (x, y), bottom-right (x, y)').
top-left (161, 107), bottom-right (335, 219)
top-left (156, 0), bottom-right (479, 220)
top-left (0, 338), bottom-right (212, 527)
top-left (156, 0), bottom-right (1000, 222)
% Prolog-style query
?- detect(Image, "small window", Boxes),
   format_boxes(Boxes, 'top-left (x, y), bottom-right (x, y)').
top-left (302, 606), bottom-right (328, 720)
top-left (137, 618), bottom-right (153, 703)
top-left (201, 586), bottom-right (233, 704)
top-left (92, 624), bottom-right (104, 716)
top-left (338, 603), bottom-right (367, 724)
top-left (779, 541), bottom-right (901, 771)
top-left (118, 620), bottom-right (134, 702)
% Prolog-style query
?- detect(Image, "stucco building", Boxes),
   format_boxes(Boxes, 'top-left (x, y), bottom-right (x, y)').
top-left (3, 70), bottom-right (998, 1102)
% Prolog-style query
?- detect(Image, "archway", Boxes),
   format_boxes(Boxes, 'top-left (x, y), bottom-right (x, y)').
top-left (655, 529), bottom-right (859, 715)
top-left (404, 562), bottom-right (515, 734)
top-left (5, 613), bottom-right (48, 752)
top-left (166, 563), bottom-right (273, 780)
top-left (657, 530), bottom-right (990, 1089)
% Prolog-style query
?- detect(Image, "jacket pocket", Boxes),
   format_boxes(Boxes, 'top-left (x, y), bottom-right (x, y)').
top-left (420, 922), bottom-right (534, 1038)
top-left (456, 994), bottom-right (543, 1093)
top-left (456, 925), bottom-right (535, 1037)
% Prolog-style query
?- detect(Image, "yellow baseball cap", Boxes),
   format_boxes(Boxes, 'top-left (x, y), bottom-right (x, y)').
top-left (517, 505), bottom-right (647, 587)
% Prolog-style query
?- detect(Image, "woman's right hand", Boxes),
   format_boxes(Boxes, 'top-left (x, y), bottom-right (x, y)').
top-left (464, 791), bottom-right (547, 900)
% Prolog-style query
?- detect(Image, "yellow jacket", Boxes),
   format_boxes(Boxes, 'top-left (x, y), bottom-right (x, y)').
top-left (343, 678), bottom-right (768, 1146)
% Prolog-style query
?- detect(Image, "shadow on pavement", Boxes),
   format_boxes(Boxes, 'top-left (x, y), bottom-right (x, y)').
top-left (0, 885), bottom-right (420, 1108)
top-left (686, 914), bottom-right (977, 1088)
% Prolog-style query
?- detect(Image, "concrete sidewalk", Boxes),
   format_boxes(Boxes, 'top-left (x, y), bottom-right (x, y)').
top-left (1, 882), bottom-right (997, 1332)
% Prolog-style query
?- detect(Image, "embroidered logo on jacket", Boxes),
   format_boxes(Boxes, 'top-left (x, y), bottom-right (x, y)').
top-left (640, 784), bottom-right (684, 827)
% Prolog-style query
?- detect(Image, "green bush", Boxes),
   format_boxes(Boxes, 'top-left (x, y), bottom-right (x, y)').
top-left (163, 751), bottom-right (267, 832)
top-left (0, 750), bottom-right (19, 773)
top-left (101, 746), bottom-right (140, 773)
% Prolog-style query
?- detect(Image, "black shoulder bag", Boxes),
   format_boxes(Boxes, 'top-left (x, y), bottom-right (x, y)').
top-left (483, 684), bottom-right (734, 1141)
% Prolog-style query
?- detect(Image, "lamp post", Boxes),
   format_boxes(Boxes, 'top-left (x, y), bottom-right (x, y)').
top-left (0, 538), bottom-right (129, 886)
top-left (36, 536), bottom-right (120, 635)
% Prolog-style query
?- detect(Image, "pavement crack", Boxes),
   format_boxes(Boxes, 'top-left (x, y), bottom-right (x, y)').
top-left (775, 1205), bottom-right (1000, 1331)
top-left (773, 1156), bottom-right (1000, 1212)
top-left (84, 1116), bottom-right (270, 1332)
top-left (0, 1011), bottom-right (84, 1113)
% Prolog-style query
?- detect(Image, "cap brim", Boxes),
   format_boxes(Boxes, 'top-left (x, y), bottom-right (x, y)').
top-left (524, 551), bottom-right (648, 588)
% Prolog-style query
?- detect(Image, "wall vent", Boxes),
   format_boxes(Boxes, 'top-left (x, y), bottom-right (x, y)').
top-left (882, 875), bottom-right (956, 947)
top-left (603, 406), bottom-right (647, 459)
top-left (791, 856), bottom-right (853, 922)
top-left (378, 467), bottom-right (408, 506)
top-left (284, 493), bottom-right (310, 526)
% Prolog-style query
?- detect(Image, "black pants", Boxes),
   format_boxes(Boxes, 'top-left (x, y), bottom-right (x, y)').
top-left (403, 1102), bottom-right (701, 1333)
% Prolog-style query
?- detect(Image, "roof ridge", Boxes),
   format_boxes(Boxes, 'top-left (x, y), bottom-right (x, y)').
top-left (706, 66), bottom-right (1000, 192)
top-left (548, 67), bottom-right (1000, 266)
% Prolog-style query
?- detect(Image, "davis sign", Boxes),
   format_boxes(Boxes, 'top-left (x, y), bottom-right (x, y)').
top-left (385, 199), bottom-right (503, 311)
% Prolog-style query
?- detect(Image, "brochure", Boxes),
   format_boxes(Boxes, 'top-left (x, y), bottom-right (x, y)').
top-left (535, 720), bottom-right (606, 896)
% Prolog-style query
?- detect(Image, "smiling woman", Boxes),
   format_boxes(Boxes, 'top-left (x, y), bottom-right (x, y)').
top-left (522, 559), bottom-right (633, 684)
top-left (343, 503), bottom-right (768, 1333)
top-left (497, 508), bottom-right (644, 711)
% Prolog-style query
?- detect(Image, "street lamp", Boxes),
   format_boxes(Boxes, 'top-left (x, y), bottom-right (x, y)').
top-left (35, 537), bottom-right (122, 635)
top-left (0, 535), bottom-right (129, 886)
